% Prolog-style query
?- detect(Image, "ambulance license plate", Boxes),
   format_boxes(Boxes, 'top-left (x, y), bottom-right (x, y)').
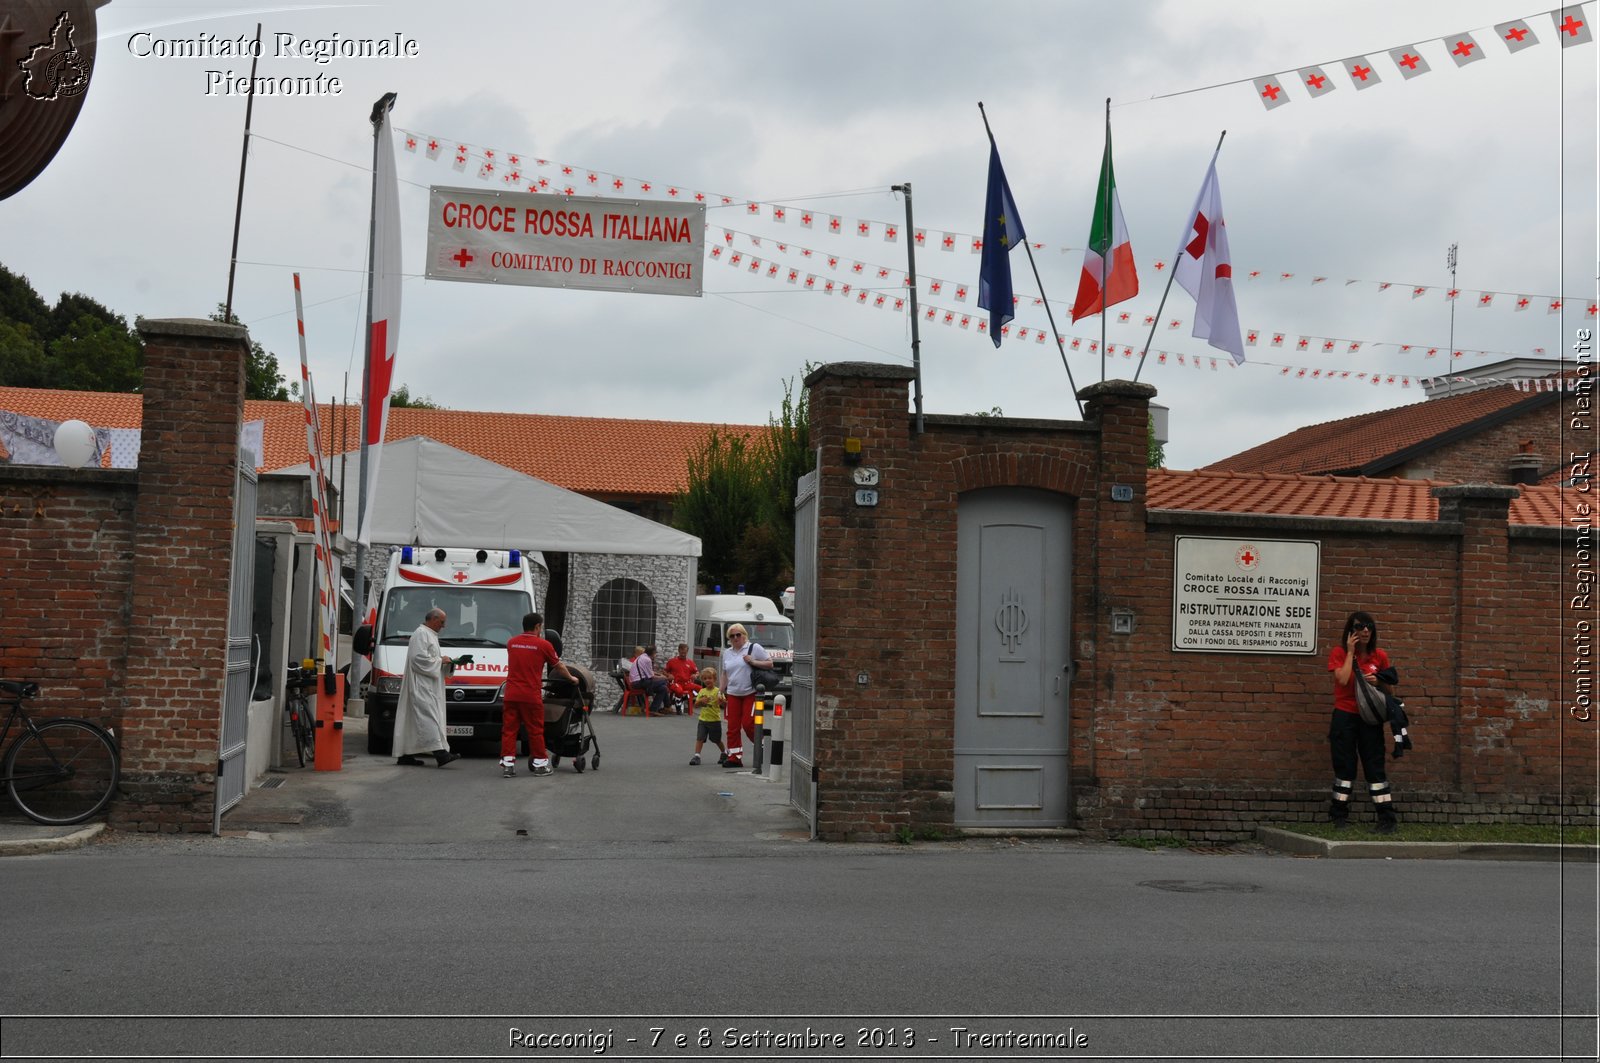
top-left (445, 725), bottom-right (474, 737)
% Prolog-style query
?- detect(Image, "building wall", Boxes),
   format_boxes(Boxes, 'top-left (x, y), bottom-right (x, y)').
top-left (805, 363), bottom-right (1592, 842)
top-left (569, 551), bottom-right (694, 706)
top-left (0, 319), bottom-right (248, 833)
top-left (1393, 395), bottom-right (1573, 482)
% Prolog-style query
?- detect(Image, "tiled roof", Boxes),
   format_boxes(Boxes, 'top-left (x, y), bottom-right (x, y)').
top-left (1150, 469), bottom-right (1565, 527)
top-left (1202, 382), bottom-right (1560, 476)
top-left (0, 387), bottom-right (761, 498)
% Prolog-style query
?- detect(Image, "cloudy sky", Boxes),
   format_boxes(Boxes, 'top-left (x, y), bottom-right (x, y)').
top-left (4, 0), bottom-right (1594, 468)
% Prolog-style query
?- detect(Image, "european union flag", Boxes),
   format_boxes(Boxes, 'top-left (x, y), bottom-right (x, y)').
top-left (977, 142), bottom-right (1027, 348)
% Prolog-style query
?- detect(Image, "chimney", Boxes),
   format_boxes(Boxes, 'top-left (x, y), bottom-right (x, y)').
top-left (1508, 440), bottom-right (1541, 485)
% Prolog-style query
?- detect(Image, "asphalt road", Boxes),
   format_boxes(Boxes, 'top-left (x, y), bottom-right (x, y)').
top-left (1, 712), bottom-right (1595, 1062)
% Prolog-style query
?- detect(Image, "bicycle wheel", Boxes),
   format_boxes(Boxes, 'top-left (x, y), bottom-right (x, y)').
top-left (5, 719), bottom-right (120, 826)
top-left (288, 696), bottom-right (313, 768)
top-left (294, 703), bottom-right (316, 768)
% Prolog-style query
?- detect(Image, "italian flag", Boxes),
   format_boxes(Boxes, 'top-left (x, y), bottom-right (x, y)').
top-left (1070, 129), bottom-right (1138, 321)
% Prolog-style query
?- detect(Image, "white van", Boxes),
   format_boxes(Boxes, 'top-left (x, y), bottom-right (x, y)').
top-left (364, 546), bottom-right (540, 754)
top-left (692, 594), bottom-right (795, 693)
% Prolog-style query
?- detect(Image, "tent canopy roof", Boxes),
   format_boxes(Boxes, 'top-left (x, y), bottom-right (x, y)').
top-left (279, 437), bottom-right (701, 557)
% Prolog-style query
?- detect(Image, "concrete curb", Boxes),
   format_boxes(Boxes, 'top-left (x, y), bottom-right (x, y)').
top-left (0, 821), bottom-right (105, 857)
top-left (1258, 826), bottom-right (1599, 861)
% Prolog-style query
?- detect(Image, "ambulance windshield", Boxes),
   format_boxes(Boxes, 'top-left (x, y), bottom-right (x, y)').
top-left (379, 588), bottom-right (533, 648)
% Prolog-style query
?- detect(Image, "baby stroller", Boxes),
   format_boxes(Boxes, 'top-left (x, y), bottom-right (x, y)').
top-left (542, 661), bottom-right (600, 773)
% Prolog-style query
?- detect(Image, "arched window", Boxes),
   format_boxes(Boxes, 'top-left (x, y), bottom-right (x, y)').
top-left (590, 578), bottom-right (657, 671)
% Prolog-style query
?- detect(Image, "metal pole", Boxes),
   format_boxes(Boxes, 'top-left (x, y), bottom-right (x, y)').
top-left (978, 102), bottom-right (1084, 418)
top-left (1100, 98), bottom-right (1109, 383)
top-left (352, 93), bottom-right (396, 637)
top-left (1445, 242), bottom-right (1458, 395)
top-left (223, 23), bottom-right (263, 320)
top-left (893, 182), bottom-right (924, 433)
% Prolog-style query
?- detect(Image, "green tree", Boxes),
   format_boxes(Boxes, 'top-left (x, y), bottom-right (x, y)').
top-left (47, 313), bottom-right (142, 392)
top-left (389, 383), bottom-right (442, 409)
top-left (1148, 415), bottom-right (1165, 469)
top-left (0, 266), bottom-right (50, 335)
top-left (0, 319), bottom-right (48, 388)
top-left (210, 304), bottom-right (289, 400)
top-left (673, 428), bottom-right (764, 588)
top-left (750, 373), bottom-right (813, 572)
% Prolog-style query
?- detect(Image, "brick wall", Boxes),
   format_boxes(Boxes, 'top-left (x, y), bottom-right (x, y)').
top-left (806, 363), bottom-right (1593, 842)
top-left (0, 319), bottom-right (247, 832)
top-left (0, 468), bottom-right (136, 734)
top-left (1395, 395), bottom-right (1573, 482)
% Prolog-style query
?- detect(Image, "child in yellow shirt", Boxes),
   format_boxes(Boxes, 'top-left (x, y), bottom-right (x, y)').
top-left (689, 667), bottom-right (727, 766)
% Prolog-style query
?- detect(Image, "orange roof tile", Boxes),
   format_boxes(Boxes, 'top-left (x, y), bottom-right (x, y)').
top-left (1202, 382), bottom-right (1563, 476)
top-left (0, 387), bottom-right (761, 498)
top-left (1150, 469), bottom-right (1566, 527)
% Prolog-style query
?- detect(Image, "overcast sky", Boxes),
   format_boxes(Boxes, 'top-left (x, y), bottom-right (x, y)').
top-left (4, 0), bottom-right (1595, 468)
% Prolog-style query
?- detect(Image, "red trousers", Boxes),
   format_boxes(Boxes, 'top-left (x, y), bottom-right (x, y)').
top-left (723, 692), bottom-right (758, 760)
top-left (501, 697), bottom-right (546, 760)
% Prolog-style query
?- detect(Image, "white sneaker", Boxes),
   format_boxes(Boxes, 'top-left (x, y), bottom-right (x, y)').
top-left (531, 760), bottom-right (553, 777)
top-left (500, 758), bottom-right (516, 778)
top-left (689, 754), bottom-right (701, 765)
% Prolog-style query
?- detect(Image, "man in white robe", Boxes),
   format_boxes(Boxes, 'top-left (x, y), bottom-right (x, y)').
top-left (391, 607), bottom-right (462, 767)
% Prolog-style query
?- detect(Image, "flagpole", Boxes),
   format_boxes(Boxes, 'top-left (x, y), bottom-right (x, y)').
top-left (223, 22), bottom-right (263, 320)
top-left (1100, 98), bottom-right (1109, 383)
top-left (1134, 130), bottom-right (1226, 383)
top-left (892, 181), bottom-right (924, 434)
top-left (352, 92), bottom-right (397, 643)
top-left (977, 102), bottom-right (1084, 418)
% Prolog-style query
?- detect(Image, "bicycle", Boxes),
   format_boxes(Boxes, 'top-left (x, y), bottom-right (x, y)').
top-left (0, 679), bottom-right (121, 826)
top-left (284, 664), bottom-right (318, 768)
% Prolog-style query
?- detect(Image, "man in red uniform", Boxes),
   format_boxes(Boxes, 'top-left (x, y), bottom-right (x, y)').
top-left (501, 612), bottom-right (576, 778)
top-left (662, 642), bottom-right (699, 714)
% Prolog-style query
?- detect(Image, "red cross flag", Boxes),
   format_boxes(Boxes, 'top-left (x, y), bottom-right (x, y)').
top-left (1343, 56), bottom-right (1382, 90)
top-left (1388, 45), bottom-right (1432, 78)
top-left (1549, 299), bottom-right (1564, 314)
top-left (1554, 7), bottom-right (1593, 46)
top-left (1297, 65), bottom-right (1336, 98)
top-left (1171, 149), bottom-right (1245, 366)
top-left (1445, 32), bottom-right (1486, 66)
top-left (1515, 295), bottom-right (1531, 311)
top-left (1495, 19), bottom-right (1539, 53)
top-left (1252, 74), bottom-right (1290, 110)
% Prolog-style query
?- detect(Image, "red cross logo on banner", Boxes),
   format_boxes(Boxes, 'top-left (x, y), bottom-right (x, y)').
top-left (1305, 72), bottom-right (1327, 89)
top-left (452, 248), bottom-right (473, 268)
top-left (1506, 25), bottom-right (1529, 41)
top-left (1261, 82), bottom-right (1281, 101)
top-left (1350, 63), bottom-right (1372, 80)
top-left (1398, 53), bottom-right (1421, 69)
top-left (1559, 14), bottom-right (1586, 36)
top-left (1451, 39), bottom-right (1476, 57)
top-left (942, 235), bottom-right (955, 250)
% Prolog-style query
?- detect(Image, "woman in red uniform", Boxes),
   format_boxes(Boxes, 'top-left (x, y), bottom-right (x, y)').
top-left (1326, 610), bottom-right (1398, 833)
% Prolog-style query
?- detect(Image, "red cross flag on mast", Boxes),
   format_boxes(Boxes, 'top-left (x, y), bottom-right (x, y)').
top-left (1171, 141), bottom-right (1245, 366)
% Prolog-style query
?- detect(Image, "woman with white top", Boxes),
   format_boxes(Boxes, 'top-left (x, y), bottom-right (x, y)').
top-left (719, 623), bottom-right (771, 769)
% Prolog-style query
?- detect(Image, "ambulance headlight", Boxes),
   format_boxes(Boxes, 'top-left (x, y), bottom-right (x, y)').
top-left (376, 676), bottom-right (403, 694)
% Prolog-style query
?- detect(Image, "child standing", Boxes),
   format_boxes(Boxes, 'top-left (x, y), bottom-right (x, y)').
top-left (689, 667), bottom-right (727, 766)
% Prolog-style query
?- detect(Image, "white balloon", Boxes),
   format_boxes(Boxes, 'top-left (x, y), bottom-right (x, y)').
top-left (53, 420), bottom-right (99, 469)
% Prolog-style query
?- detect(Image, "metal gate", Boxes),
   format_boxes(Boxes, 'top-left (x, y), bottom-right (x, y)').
top-left (214, 458), bottom-right (258, 833)
top-left (788, 464), bottom-right (819, 835)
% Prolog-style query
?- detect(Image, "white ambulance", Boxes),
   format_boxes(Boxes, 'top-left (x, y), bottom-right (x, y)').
top-left (692, 594), bottom-right (795, 694)
top-left (364, 546), bottom-right (540, 755)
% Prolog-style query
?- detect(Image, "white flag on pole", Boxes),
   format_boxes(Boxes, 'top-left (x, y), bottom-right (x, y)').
top-left (1171, 148), bottom-right (1246, 365)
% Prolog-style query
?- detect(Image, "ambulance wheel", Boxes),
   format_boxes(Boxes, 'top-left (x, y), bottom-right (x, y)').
top-left (574, 756), bottom-right (586, 773)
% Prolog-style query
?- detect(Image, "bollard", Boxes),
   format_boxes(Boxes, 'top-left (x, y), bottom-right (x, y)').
top-left (314, 665), bottom-right (345, 771)
top-left (750, 696), bottom-right (765, 775)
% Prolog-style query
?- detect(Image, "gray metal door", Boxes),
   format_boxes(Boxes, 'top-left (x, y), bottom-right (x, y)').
top-left (954, 488), bottom-right (1073, 827)
top-left (215, 459), bottom-right (258, 833)
top-left (788, 465), bottom-right (819, 835)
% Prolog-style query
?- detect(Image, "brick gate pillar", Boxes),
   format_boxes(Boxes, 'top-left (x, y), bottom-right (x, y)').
top-left (115, 318), bottom-right (248, 832)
